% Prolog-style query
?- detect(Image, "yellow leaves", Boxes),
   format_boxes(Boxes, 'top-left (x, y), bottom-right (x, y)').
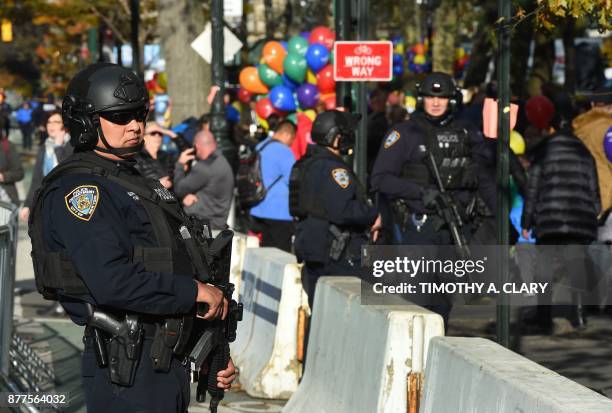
top-left (535, 0), bottom-right (611, 31)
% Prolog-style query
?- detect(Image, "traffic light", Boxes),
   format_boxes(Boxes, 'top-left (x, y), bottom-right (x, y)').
top-left (1, 19), bottom-right (12, 42)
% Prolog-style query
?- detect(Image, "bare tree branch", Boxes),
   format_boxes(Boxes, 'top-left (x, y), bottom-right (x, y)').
top-left (88, 4), bottom-right (129, 44)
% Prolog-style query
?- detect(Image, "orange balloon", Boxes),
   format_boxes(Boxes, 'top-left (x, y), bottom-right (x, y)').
top-left (239, 67), bottom-right (269, 94)
top-left (262, 41), bottom-right (287, 74)
top-left (413, 44), bottom-right (425, 55)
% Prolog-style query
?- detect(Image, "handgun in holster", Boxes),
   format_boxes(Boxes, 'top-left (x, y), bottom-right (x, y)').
top-left (86, 303), bottom-right (143, 386)
top-left (329, 224), bottom-right (350, 261)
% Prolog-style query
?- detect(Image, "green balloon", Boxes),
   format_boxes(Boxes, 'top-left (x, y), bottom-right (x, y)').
top-left (287, 112), bottom-right (298, 123)
top-left (288, 36), bottom-right (309, 57)
top-left (330, 50), bottom-right (334, 65)
top-left (283, 53), bottom-right (307, 83)
top-left (258, 64), bottom-right (282, 87)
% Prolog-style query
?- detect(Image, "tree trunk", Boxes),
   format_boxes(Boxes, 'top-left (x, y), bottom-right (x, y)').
top-left (403, 0), bottom-right (421, 46)
top-left (432, 0), bottom-right (457, 75)
top-left (156, 0), bottom-right (210, 123)
top-left (527, 31), bottom-right (555, 96)
top-left (463, 2), bottom-right (497, 88)
top-left (562, 18), bottom-right (576, 94)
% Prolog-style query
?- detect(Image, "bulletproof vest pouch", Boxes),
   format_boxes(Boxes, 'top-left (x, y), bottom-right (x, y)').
top-left (289, 152), bottom-right (328, 220)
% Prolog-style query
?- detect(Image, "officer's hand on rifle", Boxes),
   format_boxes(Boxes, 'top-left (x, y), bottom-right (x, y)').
top-left (216, 358), bottom-right (236, 390)
top-left (195, 281), bottom-right (229, 320)
top-left (371, 214), bottom-right (382, 243)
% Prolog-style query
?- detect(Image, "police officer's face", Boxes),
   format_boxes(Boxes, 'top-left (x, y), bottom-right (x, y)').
top-left (98, 113), bottom-right (144, 158)
top-left (423, 96), bottom-right (450, 118)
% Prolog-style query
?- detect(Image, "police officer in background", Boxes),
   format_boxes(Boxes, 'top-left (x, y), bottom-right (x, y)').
top-left (371, 72), bottom-right (495, 323)
top-left (29, 63), bottom-right (235, 412)
top-left (290, 110), bottom-right (381, 308)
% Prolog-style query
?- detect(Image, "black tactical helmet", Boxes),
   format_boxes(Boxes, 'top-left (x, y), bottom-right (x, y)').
top-left (418, 72), bottom-right (456, 98)
top-left (62, 63), bottom-right (149, 152)
top-left (311, 110), bottom-right (361, 151)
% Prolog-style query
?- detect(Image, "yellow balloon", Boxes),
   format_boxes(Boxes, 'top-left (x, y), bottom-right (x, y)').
top-left (455, 48), bottom-right (466, 60)
top-left (414, 54), bottom-right (426, 65)
top-left (303, 109), bottom-right (316, 121)
top-left (394, 44), bottom-right (405, 55)
top-left (510, 130), bottom-right (525, 155)
top-left (306, 70), bottom-right (317, 85)
top-left (405, 95), bottom-right (417, 110)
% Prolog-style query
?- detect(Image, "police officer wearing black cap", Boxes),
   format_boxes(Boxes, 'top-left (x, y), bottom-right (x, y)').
top-left (28, 63), bottom-right (236, 412)
top-left (290, 110), bottom-right (381, 308)
top-left (371, 72), bottom-right (495, 322)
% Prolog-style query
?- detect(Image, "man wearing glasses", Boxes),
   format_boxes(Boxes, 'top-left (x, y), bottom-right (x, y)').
top-left (28, 63), bottom-right (235, 412)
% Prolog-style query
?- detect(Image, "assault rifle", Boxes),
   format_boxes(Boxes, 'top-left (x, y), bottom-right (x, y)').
top-left (425, 152), bottom-right (471, 259)
top-left (179, 223), bottom-right (243, 413)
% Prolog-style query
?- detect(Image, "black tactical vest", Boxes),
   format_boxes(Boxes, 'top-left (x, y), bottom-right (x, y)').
top-left (402, 117), bottom-right (477, 190)
top-left (29, 154), bottom-right (199, 301)
top-left (289, 150), bottom-right (329, 220)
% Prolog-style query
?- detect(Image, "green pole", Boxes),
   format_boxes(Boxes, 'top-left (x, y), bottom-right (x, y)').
top-left (496, 0), bottom-right (511, 348)
top-left (335, 0), bottom-right (352, 110)
top-left (130, 0), bottom-right (141, 74)
top-left (354, 0), bottom-right (368, 185)
top-left (210, 0), bottom-right (235, 165)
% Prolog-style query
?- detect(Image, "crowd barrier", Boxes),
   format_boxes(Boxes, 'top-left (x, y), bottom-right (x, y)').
top-left (230, 247), bottom-right (308, 399)
top-left (229, 231), bottom-right (260, 300)
top-left (0, 202), bottom-right (18, 377)
top-left (283, 276), bottom-right (444, 413)
top-left (420, 337), bottom-right (612, 413)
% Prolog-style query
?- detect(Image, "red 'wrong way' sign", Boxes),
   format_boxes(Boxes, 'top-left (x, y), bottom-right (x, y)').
top-left (333, 41), bottom-right (393, 81)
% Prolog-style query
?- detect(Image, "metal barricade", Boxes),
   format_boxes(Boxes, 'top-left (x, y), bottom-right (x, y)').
top-left (0, 201), bottom-right (18, 378)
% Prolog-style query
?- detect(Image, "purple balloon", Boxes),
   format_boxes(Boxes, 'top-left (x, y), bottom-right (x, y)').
top-left (305, 43), bottom-right (330, 73)
top-left (604, 126), bottom-right (612, 162)
top-left (280, 40), bottom-right (288, 50)
top-left (296, 83), bottom-right (320, 109)
top-left (300, 31), bottom-right (311, 40)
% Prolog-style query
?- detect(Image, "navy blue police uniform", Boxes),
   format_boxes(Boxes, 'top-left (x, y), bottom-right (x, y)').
top-left (39, 151), bottom-right (195, 413)
top-left (291, 112), bottom-right (377, 309)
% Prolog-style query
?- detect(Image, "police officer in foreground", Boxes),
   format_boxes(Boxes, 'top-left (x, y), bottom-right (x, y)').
top-left (290, 110), bottom-right (381, 308)
top-left (371, 72), bottom-right (495, 323)
top-left (29, 63), bottom-right (236, 412)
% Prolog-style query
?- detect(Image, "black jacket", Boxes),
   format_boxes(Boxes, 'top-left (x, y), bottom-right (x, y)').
top-left (522, 131), bottom-right (600, 240)
top-left (0, 139), bottom-right (24, 204)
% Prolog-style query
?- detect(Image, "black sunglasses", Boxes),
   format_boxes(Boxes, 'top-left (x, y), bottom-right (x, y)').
top-left (100, 108), bottom-right (148, 125)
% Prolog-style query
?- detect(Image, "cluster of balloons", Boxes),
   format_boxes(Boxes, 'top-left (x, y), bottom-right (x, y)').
top-left (238, 26), bottom-right (338, 124)
top-left (454, 47), bottom-right (470, 78)
top-left (388, 37), bottom-right (432, 77)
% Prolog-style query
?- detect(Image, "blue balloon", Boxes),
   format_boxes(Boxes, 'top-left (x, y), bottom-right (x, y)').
top-left (280, 40), bottom-right (288, 50)
top-left (282, 74), bottom-right (300, 91)
top-left (393, 65), bottom-right (404, 76)
top-left (305, 43), bottom-right (330, 73)
top-left (393, 54), bottom-right (403, 65)
top-left (300, 31), bottom-right (311, 40)
top-left (269, 85), bottom-right (296, 111)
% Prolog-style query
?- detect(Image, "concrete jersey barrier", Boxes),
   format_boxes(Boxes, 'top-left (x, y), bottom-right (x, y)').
top-left (420, 337), bottom-right (612, 413)
top-left (283, 276), bottom-right (444, 413)
top-left (229, 231), bottom-right (259, 300)
top-left (230, 247), bottom-right (307, 399)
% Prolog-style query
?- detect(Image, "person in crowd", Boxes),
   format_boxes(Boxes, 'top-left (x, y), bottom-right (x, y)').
top-left (572, 87), bottom-right (611, 215)
top-left (367, 89), bottom-right (389, 174)
top-left (0, 90), bottom-right (11, 138)
top-left (387, 104), bottom-right (408, 127)
top-left (249, 120), bottom-right (297, 252)
top-left (0, 116), bottom-right (24, 205)
top-left (29, 63), bottom-right (235, 412)
top-left (291, 110), bottom-right (381, 309)
top-left (522, 91), bottom-right (600, 331)
top-left (523, 95), bottom-right (556, 155)
top-left (15, 101), bottom-right (34, 150)
top-left (134, 121), bottom-right (190, 189)
top-left (20, 110), bottom-right (72, 222)
top-left (174, 129), bottom-right (234, 230)
top-left (370, 72), bottom-right (496, 326)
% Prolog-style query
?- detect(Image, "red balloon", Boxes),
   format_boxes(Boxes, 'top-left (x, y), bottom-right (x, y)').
top-left (321, 93), bottom-right (336, 110)
top-left (309, 26), bottom-right (335, 50)
top-left (255, 98), bottom-right (281, 119)
top-left (238, 87), bottom-right (252, 103)
top-left (525, 95), bottom-right (555, 130)
top-left (316, 65), bottom-right (335, 94)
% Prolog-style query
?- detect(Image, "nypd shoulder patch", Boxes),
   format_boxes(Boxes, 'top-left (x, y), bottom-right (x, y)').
top-left (331, 168), bottom-right (350, 189)
top-left (65, 185), bottom-right (100, 221)
top-left (384, 130), bottom-right (401, 149)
